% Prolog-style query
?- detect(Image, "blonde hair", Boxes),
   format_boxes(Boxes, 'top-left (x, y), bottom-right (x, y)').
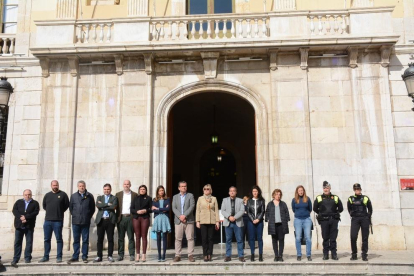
top-left (272, 189), bottom-right (283, 199)
top-left (243, 196), bottom-right (249, 202)
top-left (203, 184), bottom-right (213, 194)
top-left (294, 185), bottom-right (308, 204)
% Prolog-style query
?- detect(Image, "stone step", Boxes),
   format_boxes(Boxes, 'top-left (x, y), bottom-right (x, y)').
top-left (1, 260), bottom-right (413, 276)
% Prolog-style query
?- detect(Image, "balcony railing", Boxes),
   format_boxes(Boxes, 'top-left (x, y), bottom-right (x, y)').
top-left (149, 14), bottom-right (269, 42)
top-left (0, 34), bottom-right (15, 55)
top-left (33, 6), bottom-right (397, 50)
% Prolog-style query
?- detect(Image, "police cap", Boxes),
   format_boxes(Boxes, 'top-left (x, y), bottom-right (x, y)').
top-left (353, 183), bottom-right (362, 190)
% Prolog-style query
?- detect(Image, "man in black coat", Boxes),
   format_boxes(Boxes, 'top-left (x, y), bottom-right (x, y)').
top-left (11, 189), bottom-right (40, 267)
top-left (67, 181), bottom-right (95, 264)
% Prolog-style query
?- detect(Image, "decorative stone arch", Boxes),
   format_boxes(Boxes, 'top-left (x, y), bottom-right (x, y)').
top-left (152, 80), bottom-right (270, 197)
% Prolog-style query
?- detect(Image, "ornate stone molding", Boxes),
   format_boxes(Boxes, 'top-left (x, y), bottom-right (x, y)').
top-left (128, 0), bottom-right (148, 16)
top-left (143, 53), bottom-right (154, 75)
top-left (56, 0), bottom-right (78, 19)
top-left (67, 56), bottom-right (79, 77)
top-left (114, 54), bottom-right (124, 75)
top-left (299, 48), bottom-right (309, 70)
top-left (39, 57), bottom-right (50, 78)
top-left (269, 49), bottom-right (279, 71)
top-left (348, 46), bottom-right (359, 68)
top-left (201, 52), bottom-right (220, 79)
top-left (380, 45), bottom-right (393, 68)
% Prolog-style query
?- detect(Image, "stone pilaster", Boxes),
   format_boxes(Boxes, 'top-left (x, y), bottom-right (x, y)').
top-left (128, 0), bottom-right (149, 16)
top-left (56, 0), bottom-right (78, 19)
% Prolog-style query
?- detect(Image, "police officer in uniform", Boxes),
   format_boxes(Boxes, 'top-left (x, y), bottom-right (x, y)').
top-left (313, 181), bottom-right (343, 260)
top-left (348, 183), bottom-right (372, 261)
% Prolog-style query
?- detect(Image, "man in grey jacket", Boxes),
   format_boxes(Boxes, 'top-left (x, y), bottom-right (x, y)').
top-left (221, 186), bottom-right (245, 262)
top-left (172, 181), bottom-right (195, 262)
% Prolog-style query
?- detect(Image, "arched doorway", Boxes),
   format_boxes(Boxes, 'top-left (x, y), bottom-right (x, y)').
top-left (167, 92), bottom-right (256, 244)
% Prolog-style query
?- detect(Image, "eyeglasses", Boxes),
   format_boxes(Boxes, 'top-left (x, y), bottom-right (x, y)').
top-left (203, 188), bottom-right (210, 190)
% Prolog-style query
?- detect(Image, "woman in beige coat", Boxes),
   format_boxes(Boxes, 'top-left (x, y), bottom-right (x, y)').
top-left (196, 184), bottom-right (220, 262)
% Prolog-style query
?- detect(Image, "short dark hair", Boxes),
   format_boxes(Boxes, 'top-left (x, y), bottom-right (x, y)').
top-left (178, 181), bottom-right (187, 187)
top-left (229, 186), bottom-right (237, 192)
top-left (103, 183), bottom-right (112, 189)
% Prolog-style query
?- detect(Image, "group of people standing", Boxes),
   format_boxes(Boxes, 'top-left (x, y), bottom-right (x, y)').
top-left (9, 179), bottom-right (373, 267)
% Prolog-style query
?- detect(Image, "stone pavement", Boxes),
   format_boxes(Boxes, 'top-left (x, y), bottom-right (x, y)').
top-left (0, 245), bottom-right (413, 275)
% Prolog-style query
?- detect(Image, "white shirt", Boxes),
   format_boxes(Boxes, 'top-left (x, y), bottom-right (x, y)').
top-left (122, 192), bottom-right (132, 215)
top-left (253, 198), bottom-right (258, 217)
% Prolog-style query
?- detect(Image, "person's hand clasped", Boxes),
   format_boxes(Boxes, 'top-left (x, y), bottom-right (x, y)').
top-left (196, 222), bottom-right (201, 228)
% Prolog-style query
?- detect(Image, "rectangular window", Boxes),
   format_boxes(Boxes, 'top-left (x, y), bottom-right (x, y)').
top-left (188, 0), bottom-right (233, 31)
top-left (2, 0), bottom-right (18, 34)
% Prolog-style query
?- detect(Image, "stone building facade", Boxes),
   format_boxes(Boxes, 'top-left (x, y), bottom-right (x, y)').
top-left (0, 0), bottom-right (413, 252)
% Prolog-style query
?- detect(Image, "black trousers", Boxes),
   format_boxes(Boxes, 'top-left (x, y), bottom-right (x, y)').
top-left (13, 228), bottom-right (34, 263)
top-left (97, 219), bottom-right (115, 258)
top-left (271, 223), bottom-right (285, 257)
top-left (200, 224), bottom-right (215, 256)
top-left (320, 218), bottom-right (339, 254)
top-left (350, 216), bottom-right (370, 256)
top-left (156, 232), bottom-right (168, 259)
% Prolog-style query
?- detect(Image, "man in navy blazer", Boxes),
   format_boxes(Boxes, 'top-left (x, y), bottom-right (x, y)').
top-left (11, 189), bottom-right (40, 267)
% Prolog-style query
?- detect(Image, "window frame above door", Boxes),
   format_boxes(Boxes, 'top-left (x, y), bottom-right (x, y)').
top-left (187, 0), bottom-right (235, 15)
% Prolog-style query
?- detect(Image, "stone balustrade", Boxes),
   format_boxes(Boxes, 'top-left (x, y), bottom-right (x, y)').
top-left (308, 12), bottom-right (348, 36)
top-left (32, 6), bottom-right (396, 50)
top-left (149, 14), bottom-right (269, 41)
top-left (0, 34), bottom-right (15, 55)
top-left (75, 20), bottom-right (113, 44)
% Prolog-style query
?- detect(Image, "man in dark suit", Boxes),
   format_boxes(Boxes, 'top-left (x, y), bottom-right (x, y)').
top-left (172, 181), bottom-right (195, 262)
top-left (94, 183), bottom-right (118, 263)
top-left (67, 180), bottom-right (95, 264)
top-left (115, 180), bottom-right (138, 261)
top-left (11, 189), bottom-right (40, 267)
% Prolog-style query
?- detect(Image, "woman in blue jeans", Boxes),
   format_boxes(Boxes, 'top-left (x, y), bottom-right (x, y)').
top-left (292, 185), bottom-right (313, 261)
top-left (246, 185), bottom-right (265, 262)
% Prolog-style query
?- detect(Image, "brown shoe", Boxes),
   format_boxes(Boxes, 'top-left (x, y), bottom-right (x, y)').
top-left (239, 257), bottom-right (246, 262)
top-left (173, 256), bottom-right (181, 262)
top-left (188, 255), bottom-right (195, 262)
top-left (204, 256), bottom-right (208, 262)
top-left (224, 256), bottom-right (231, 262)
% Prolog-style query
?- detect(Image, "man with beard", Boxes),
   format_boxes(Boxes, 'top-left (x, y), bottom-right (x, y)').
top-left (39, 180), bottom-right (70, 263)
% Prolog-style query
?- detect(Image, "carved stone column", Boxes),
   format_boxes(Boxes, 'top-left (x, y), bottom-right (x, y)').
top-left (128, 0), bottom-right (149, 16)
top-left (273, 0), bottom-right (296, 11)
top-left (56, 0), bottom-right (78, 19)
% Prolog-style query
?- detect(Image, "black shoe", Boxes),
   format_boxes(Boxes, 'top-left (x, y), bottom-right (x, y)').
top-left (297, 256), bottom-right (301, 261)
top-left (307, 256), bottom-right (312, 261)
top-left (350, 254), bottom-right (357, 261)
top-left (323, 254), bottom-right (329, 260)
top-left (362, 255), bottom-right (368, 261)
top-left (25, 259), bottom-right (31, 264)
top-left (331, 254), bottom-right (338, 261)
top-left (250, 255), bottom-right (255, 262)
top-left (67, 258), bottom-right (79, 264)
top-left (274, 256), bottom-right (278, 262)
top-left (83, 259), bottom-right (88, 263)
top-left (259, 254), bottom-right (263, 262)
top-left (38, 257), bottom-right (49, 263)
top-left (10, 261), bottom-right (17, 268)
top-left (278, 256), bottom-right (284, 262)
top-left (117, 256), bottom-right (124, 261)
top-left (129, 256), bottom-right (135, 261)
top-left (56, 258), bottom-right (62, 263)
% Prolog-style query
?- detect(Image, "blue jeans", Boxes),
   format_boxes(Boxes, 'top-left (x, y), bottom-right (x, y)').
top-left (72, 224), bottom-right (90, 260)
top-left (294, 217), bottom-right (312, 257)
top-left (247, 220), bottom-right (263, 255)
top-left (225, 222), bottom-right (244, 258)
top-left (43, 220), bottom-right (64, 259)
top-left (13, 228), bottom-right (34, 263)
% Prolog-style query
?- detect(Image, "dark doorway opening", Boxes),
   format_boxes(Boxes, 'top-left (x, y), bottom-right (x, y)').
top-left (167, 92), bottom-right (256, 247)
